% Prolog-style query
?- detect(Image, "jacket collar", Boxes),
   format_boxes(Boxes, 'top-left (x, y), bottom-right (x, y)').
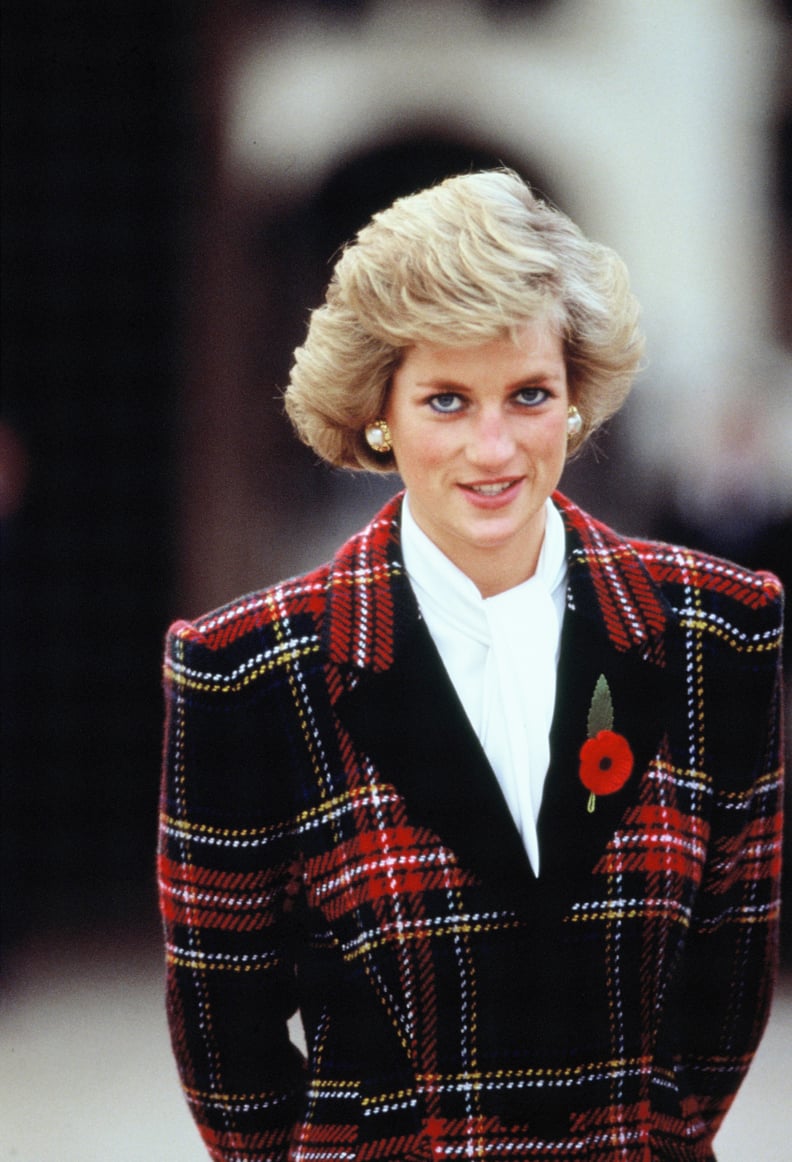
top-left (322, 491), bottom-right (416, 676)
top-left (323, 489), bottom-right (673, 674)
top-left (327, 490), bottom-right (679, 906)
top-left (553, 491), bottom-right (670, 665)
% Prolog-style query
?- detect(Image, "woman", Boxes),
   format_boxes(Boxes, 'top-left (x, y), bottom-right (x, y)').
top-left (159, 171), bottom-right (784, 1160)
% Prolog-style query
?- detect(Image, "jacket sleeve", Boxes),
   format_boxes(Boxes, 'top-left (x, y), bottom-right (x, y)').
top-left (667, 576), bottom-right (785, 1139)
top-left (158, 619), bottom-right (307, 1161)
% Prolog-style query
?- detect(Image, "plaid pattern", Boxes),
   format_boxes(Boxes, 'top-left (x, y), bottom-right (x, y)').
top-left (158, 491), bottom-right (784, 1161)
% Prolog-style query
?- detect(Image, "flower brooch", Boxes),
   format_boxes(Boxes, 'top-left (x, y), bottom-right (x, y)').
top-left (579, 674), bottom-right (634, 813)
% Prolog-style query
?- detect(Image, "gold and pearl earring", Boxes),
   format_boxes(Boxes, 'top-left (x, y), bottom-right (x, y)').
top-left (364, 420), bottom-right (393, 454)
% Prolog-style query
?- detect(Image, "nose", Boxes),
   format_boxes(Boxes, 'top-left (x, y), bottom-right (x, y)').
top-left (466, 407), bottom-right (516, 469)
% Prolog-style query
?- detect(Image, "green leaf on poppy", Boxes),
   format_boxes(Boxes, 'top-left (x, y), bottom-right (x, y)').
top-left (587, 673), bottom-right (613, 737)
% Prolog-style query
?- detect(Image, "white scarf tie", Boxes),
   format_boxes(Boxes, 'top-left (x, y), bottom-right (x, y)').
top-left (401, 495), bottom-right (567, 876)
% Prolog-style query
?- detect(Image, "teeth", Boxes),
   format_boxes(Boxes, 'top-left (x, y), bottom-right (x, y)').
top-left (470, 482), bottom-right (512, 496)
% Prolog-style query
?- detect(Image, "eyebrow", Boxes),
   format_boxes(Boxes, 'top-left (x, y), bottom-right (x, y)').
top-left (414, 371), bottom-right (563, 391)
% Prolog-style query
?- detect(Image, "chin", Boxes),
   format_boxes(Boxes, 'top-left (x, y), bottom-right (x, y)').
top-left (465, 524), bottom-right (524, 551)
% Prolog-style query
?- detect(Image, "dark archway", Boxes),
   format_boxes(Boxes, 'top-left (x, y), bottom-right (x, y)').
top-left (305, 131), bottom-right (563, 266)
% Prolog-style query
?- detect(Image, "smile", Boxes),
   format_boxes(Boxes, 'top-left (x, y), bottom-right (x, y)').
top-left (464, 480), bottom-right (518, 496)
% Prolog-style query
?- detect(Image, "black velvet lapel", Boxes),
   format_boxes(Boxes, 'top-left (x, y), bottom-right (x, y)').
top-left (538, 606), bottom-right (676, 891)
top-left (335, 615), bottom-right (534, 898)
top-left (334, 598), bottom-right (678, 914)
top-left (331, 492), bottom-right (682, 915)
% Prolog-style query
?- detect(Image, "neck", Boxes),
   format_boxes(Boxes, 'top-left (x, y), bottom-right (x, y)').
top-left (463, 542), bottom-right (543, 598)
top-left (409, 505), bottom-right (547, 599)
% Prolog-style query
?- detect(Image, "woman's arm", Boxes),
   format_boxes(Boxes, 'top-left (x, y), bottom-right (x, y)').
top-left (158, 620), bottom-right (307, 1162)
top-left (665, 580), bottom-right (785, 1139)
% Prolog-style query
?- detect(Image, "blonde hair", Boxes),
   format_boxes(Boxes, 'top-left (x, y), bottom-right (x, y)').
top-left (284, 169), bottom-right (644, 470)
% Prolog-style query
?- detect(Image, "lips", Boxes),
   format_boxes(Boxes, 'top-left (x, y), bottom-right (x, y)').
top-left (468, 481), bottom-right (512, 496)
top-left (457, 478), bottom-right (525, 513)
top-left (461, 477), bottom-right (521, 497)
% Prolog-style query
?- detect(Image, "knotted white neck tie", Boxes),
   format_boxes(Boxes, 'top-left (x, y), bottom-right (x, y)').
top-left (401, 496), bottom-right (567, 876)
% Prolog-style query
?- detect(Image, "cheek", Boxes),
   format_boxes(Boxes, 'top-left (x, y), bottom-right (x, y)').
top-left (394, 428), bottom-right (450, 479)
top-left (419, 433), bottom-right (454, 470)
top-left (551, 414), bottom-right (571, 454)
top-left (553, 427), bottom-right (570, 463)
top-left (525, 421), bottom-right (568, 466)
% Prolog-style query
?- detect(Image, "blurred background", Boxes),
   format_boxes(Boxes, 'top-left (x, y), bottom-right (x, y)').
top-left (2, 1), bottom-right (791, 1158)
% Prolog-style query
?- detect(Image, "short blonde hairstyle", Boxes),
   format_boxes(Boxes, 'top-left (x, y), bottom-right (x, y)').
top-left (284, 169), bottom-right (644, 470)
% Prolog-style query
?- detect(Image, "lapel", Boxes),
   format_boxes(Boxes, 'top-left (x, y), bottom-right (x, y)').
top-left (325, 490), bottom-right (681, 911)
top-left (326, 493), bottom-right (531, 900)
top-left (336, 612), bottom-right (534, 897)
top-left (538, 494), bottom-right (683, 892)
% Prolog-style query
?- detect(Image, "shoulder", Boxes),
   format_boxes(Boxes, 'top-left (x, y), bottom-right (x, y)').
top-left (628, 534), bottom-right (784, 664)
top-left (163, 490), bottom-right (406, 692)
top-left (555, 491), bottom-right (784, 646)
top-left (169, 561), bottom-right (333, 652)
top-left (163, 560), bottom-right (334, 697)
top-left (624, 534), bottom-right (782, 614)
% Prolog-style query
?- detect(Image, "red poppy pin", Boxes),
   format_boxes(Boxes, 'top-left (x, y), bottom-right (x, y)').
top-left (579, 674), bottom-right (634, 813)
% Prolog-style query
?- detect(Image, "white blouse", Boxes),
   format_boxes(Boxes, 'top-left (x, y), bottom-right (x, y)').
top-left (401, 495), bottom-right (568, 876)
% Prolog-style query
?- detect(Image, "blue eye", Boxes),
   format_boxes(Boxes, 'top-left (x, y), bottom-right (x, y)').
top-left (429, 393), bottom-right (464, 414)
top-left (515, 387), bottom-right (550, 407)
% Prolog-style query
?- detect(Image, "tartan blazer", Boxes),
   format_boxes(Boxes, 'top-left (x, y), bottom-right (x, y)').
top-left (158, 490), bottom-right (784, 1162)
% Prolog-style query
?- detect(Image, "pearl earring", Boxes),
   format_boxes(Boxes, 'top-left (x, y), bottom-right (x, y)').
top-left (567, 406), bottom-right (583, 438)
top-left (364, 420), bottom-right (393, 454)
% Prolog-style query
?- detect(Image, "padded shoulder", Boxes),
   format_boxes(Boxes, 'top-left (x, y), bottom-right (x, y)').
top-left (627, 535), bottom-right (784, 635)
top-left (163, 561), bottom-right (333, 696)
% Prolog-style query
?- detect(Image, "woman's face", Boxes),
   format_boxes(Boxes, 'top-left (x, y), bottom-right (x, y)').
top-left (385, 319), bottom-right (570, 596)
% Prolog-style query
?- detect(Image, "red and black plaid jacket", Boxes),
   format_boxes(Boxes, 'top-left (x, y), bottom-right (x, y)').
top-left (158, 491), bottom-right (784, 1161)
